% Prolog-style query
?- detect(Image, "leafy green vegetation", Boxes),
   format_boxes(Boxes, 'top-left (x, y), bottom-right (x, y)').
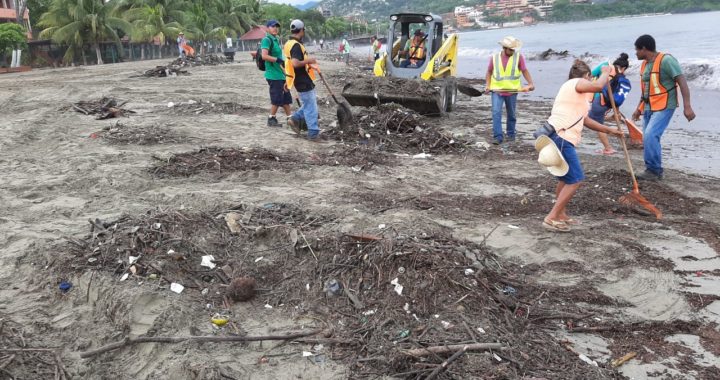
top-left (0, 23), bottom-right (28, 62)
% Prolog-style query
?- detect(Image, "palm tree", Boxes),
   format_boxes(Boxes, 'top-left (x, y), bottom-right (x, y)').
top-left (126, 4), bottom-right (181, 59)
top-left (184, 2), bottom-right (223, 55)
top-left (39, 0), bottom-right (132, 65)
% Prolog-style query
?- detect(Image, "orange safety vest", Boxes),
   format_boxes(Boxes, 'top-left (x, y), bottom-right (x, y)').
top-left (639, 52), bottom-right (673, 112)
top-left (409, 39), bottom-right (425, 64)
top-left (283, 39), bottom-right (316, 90)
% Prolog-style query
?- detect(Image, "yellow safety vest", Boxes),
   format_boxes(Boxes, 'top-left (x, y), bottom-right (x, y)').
top-left (283, 39), bottom-right (316, 90)
top-left (489, 52), bottom-right (522, 91)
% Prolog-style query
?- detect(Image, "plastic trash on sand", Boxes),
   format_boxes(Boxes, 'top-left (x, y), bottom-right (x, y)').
top-left (170, 283), bottom-right (184, 294)
top-left (390, 278), bottom-right (403, 295)
top-left (201, 255), bottom-right (216, 269)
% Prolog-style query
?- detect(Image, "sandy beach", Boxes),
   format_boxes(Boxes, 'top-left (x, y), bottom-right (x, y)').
top-left (0, 54), bottom-right (718, 379)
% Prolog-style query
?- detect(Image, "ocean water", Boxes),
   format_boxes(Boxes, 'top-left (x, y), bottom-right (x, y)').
top-left (455, 11), bottom-right (720, 177)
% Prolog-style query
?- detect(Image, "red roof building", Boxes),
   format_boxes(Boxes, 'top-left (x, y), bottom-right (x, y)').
top-left (0, 0), bottom-right (32, 39)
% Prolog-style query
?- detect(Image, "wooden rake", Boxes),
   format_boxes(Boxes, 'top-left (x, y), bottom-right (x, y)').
top-left (605, 82), bottom-right (662, 219)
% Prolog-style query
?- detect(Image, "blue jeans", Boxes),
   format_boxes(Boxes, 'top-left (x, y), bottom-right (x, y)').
top-left (550, 133), bottom-right (585, 185)
top-left (400, 59), bottom-right (424, 68)
top-left (642, 108), bottom-right (675, 176)
top-left (293, 89), bottom-right (319, 137)
top-left (492, 92), bottom-right (517, 142)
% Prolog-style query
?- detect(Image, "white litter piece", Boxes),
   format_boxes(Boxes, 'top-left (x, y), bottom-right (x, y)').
top-left (363, 309), bottom-right (376, 316)
top-left (152, 223), bottom-right (162, 230)
top-left (255, 256), bottom-right (264, 263)
top-left (412, 153), bottom-right (433, 160)
top-left (493, 353), bottom-right (502, 362)
top-left (464, 268), bottom-right (475, 276)
top-left (390, 278), bottom-right (404, 295)
top-left (167, 102), bottom-right (175, 108)
top-left (264, 304), bottom-right (273, 309)
top-left (167, 249), bottom-right (175, 255)
top-left (170, 283), bottom-right (184, 294)
top-left (201, 255), bottom-right (216, 269)
top-left (441, 320), bottom-right (452, 329)
top-left (188, 99), bottom-right (197, 104)
top-left (403, 303), bottom-right (411, 313)
top-left (306, 283), bottom-right (310, 291)
top-left (507, 224), bottom-right (520, 229)
top-left (477, 327), bottom-right (486, 334)
top-left (128, 256), bottom-right (139, 264)
top-left (475, 141), bottom-right (491, 150)
top-left (302, 351), bottom-right (313, 357)
top-left (119, 273), bottom-right (129, 282)
top-left (378, 224), bottom-right (386, 229)
top-left (579, 354), bottom-right (598, 366)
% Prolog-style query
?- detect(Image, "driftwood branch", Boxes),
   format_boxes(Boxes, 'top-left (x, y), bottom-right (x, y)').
top-left (401, 342), bottom-right (503, 357)
top-left (425, 345), bottom-right (468, 379)
top-left (80, 328), bottom-right (327, 359)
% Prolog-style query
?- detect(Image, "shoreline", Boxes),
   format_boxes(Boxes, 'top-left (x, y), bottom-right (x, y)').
top-left (0, 57), bottom-right (718, 379)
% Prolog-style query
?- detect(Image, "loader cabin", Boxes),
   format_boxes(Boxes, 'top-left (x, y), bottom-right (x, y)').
top-left (387, 13), bottom-right (444, 77)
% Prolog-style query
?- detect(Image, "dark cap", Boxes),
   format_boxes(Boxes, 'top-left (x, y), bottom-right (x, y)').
top-left (414, 29), bottom-right (425, 36)
top-left (266, 19), bottom-right (280, 27)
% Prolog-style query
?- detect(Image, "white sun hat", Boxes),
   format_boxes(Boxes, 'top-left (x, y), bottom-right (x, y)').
top-left (535, 135), bottom-right (569, 177)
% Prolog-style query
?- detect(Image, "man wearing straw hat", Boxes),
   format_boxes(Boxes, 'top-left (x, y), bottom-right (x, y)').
top-left (485, 36), bottom-right (535, 145)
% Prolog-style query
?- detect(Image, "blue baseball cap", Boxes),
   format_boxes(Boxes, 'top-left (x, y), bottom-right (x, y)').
top-left (266, 19), bottom-right (280, 27)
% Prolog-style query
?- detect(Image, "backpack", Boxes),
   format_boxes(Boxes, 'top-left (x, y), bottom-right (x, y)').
top-left (602, 74), bottom-right (632, 107)
top-left (256, 37), bottom-right (274, 71)
top-left (338, 42), bottom-right (345, 52)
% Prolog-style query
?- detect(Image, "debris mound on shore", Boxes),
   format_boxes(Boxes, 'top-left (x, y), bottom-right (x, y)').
top-left (94, 122), bottom-right (187, 145)
top-left (68, 97), bottom-right (135, 119)
top-left (161, 100), bottom-right (264, 115)
top-left (324, 104), bottom-right (471, 154)
top-left (151, 147), bottom-right (299, 177)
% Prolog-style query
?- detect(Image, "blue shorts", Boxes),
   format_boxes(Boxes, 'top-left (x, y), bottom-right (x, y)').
top-left (588, 97), bottom-right (609, 125)
top-left (550, 133), bottom-right (585, 185)
top-left (267, 79), bottom-right (292, 106)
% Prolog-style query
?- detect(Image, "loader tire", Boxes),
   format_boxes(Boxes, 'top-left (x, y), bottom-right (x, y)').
top-left (444, 78), bottom-right (457, 113)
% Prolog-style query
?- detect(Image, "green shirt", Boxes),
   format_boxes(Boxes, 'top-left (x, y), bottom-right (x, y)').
top-left (641, 53), bottom-right (683, 109)
top-left (260, 33), bottom-right (285, 81)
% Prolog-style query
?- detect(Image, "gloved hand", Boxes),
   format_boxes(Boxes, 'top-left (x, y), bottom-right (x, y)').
top-left (276, 58), bottom-right (284, 67)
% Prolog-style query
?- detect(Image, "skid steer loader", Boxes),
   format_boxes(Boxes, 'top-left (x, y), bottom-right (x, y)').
top-left (341, 13), bottom-right (458, 115)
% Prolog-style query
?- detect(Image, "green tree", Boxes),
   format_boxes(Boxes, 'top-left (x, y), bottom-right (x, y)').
top-left (184, 1), bottom-right (223, 55)
top-left (126, 4), bottom-right (181, 59)
top-left (0, 23), bottom-right (28, 65)
top-left (39, 0), bottom-right (133, 64)
top-left (211, 0), bottom-right (260, 38)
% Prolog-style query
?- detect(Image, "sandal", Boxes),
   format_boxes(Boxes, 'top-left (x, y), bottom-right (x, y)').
top-left (561, 218), bottom-right (581, 225)
top-left (594, 148), bottom-right (617, 156)
top-left (542, 219), bottom-right (571, 233)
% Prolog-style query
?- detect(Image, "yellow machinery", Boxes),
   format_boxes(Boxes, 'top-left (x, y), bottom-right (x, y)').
top-left (342, 13), bottom-right (459, 115)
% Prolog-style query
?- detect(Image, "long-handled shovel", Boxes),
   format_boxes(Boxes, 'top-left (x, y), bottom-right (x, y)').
top-left (314, 67), bottom-right (353, 128)
top-left (606, 83), bottom-right (662, 219)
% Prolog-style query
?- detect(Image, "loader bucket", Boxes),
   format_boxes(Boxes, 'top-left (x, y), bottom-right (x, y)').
top-left (341, 77), bottom-right (445, 116)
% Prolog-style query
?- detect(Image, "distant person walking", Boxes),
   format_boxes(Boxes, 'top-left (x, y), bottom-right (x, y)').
top-left (485, 36), bottom-right (535, 144)
top-left (588, 53), bottom-right (632, 155)
top-left (260, 19), bottom-right (292, 127)
top-left (177, 32), bottom-right (187, 58)
top-left (631, 34), bottom-right (696, 181)
top-left (340, 37), bottom-right (351, 64)
top-left (538, 61), bottom-right (624, 232)
top-left (371, 36), bottom-right (382, 61)
top-left (284, 19), bottom-right (322, 141)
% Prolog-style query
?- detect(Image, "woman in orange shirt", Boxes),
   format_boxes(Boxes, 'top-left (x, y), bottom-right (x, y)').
top-left (541, 60), bottom-right (625, 232)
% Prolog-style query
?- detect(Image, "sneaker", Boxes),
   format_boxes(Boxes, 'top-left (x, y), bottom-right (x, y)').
top-left (506, 136), bottom-right (516, 142)
top-left (267, 116), bottom-right (280, 127)
top-left (637, 170), bottom-right (663, 181)
top-left (492, 139), bottom-right (502, 145)
top-left (288, 118), bottom-right (302, 135)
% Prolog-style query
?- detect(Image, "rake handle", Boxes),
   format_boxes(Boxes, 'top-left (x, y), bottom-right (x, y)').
top-left (605, 82), bottom-right (639, 192)
top-left (315, 69), bottom-right (341, 105)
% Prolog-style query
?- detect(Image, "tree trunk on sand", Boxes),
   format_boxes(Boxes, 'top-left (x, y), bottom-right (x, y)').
top-left (129, 43), bottom-right (134, 61)
top-left (94, 44), bottom-right (103, 64)
top-left (82, 47), bottom-right (88, 66)
top-left (141, 44), bottom-right (145, 60)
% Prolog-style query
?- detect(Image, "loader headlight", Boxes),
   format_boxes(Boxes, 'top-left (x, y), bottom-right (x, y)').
top-left (390, 15), bottom-right (398, 21)
top-left (424, 16), bottom-right (433, 22)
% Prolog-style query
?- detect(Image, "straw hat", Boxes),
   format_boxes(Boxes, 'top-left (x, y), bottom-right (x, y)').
top-left (535, 135), bottom-right (569, 176)
top-left (499, 36), bottom-right (522, 50)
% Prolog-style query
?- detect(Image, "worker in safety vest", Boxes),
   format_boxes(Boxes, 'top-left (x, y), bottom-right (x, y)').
top-left (177, 32), bottom-right (187, 58)
top-left (485, 36), bottom-right (535, 145)
top-left (631, 34), bottom-right (695, 181)
top-left (400, 29), bottom-right (427, 68)
top-left (283, 19), bottom-right (322, 141)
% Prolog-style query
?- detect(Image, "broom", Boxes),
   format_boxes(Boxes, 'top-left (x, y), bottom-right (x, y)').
top-left (605, 82), bottom-right (662, 219)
